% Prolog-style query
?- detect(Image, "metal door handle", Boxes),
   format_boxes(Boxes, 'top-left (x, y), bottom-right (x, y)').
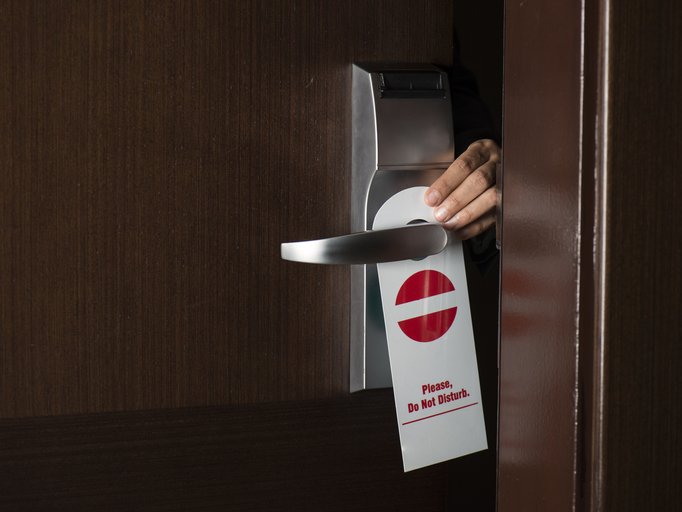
top-left (281, 223), bottom-right (448, 265)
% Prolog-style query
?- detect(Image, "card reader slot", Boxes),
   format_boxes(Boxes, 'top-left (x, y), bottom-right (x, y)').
top-left (379, 71), bottom-right (445, 99)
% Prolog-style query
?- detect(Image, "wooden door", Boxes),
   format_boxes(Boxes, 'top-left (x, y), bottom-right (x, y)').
top-left (0, 2), bottom-right (498, 510)
top-left (499, 0), bottom-right (682, 510)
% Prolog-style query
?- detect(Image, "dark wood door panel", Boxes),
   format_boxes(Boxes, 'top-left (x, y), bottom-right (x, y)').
top-left (600, 1), bottom-right (682, 509)
top-left (498, 0), bottom-right (583, 509)
top-left (0, 0), bottom-right (453, 417)
top-left (0, 390), bottom-right (494, 511)
top-left (499, 0), bottom-right (682, 509)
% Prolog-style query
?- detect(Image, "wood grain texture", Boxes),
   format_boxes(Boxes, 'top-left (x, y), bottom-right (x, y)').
top-left (0, 390), bottom-right (495, 512)
top-left (0, 0), bottom-right (453, 417)
top-left (602, 0), bottom-right (682, 509)
top-left (0, 2), bottom-right (505, 509)
top-left (502, 0), bottom-right (682, 509)
top-left (498, 0), bottom-right (584, 510)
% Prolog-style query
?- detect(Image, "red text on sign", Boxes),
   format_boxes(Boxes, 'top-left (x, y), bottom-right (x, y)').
top-left (422, 380), bottom-right (452, 395)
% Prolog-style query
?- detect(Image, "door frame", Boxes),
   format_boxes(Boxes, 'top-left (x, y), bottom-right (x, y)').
top-left (499, 0), bottom-right (682, 510)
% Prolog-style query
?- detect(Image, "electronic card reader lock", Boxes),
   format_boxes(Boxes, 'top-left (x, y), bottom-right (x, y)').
top-left (282, 63), bottom-right (456, 392)
top-left (282, 64), bottom-right (489, 471)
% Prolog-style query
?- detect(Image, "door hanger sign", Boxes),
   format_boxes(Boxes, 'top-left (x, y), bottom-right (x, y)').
top-left (373, 187), bottom-right (487, 472)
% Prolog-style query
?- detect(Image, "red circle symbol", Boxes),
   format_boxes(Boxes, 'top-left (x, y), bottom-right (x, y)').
top-left (395, 270), bottom-right (457, 342)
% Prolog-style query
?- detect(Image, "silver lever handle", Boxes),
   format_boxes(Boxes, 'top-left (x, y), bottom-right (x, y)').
top-left (281, 223), bottom-right (448, 265)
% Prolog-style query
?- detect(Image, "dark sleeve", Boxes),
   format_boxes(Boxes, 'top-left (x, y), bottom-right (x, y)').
top-left (448, 32), bottom-right (500, 274)
top-left (449, 63), bottom-right (499, 155)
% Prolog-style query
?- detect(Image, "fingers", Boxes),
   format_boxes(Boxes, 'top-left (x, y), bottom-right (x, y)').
top-left (424, 142), bottom-right (491, 210)
top-left (434, 160), bottom-right (496, 223)
top-left (424, 139), bottom-right (500, 229)
top-left (452, 210), bottom-right (497, 240)
top-left (443, 186), bottom-right (497, 234)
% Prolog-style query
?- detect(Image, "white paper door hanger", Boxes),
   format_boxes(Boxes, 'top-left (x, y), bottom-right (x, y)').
top-left (373, 186), bottom-right (488, 472)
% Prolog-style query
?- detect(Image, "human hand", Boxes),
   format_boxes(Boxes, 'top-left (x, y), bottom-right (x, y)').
top-left (424, 139), bottom-right (500, 240)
